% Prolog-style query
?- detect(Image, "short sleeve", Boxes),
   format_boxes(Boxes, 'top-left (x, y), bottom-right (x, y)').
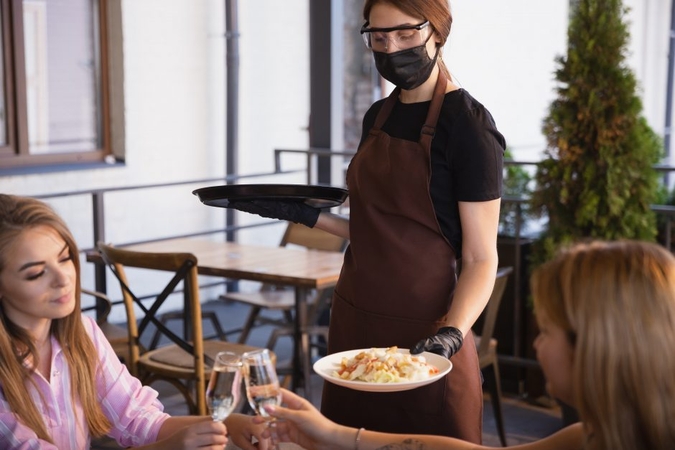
top-left (451, 106), bottom-right (505, 201)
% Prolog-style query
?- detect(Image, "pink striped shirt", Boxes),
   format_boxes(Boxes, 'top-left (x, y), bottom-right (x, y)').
top-left (0, 315), bottom-right (170, 449)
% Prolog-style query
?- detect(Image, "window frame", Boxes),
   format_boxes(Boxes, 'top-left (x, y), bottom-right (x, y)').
top-left (0, 0), bottom-right (111, 170)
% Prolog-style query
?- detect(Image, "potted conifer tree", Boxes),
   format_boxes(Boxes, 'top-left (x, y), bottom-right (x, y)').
top-left (531, 0), bottom-right (662, 265)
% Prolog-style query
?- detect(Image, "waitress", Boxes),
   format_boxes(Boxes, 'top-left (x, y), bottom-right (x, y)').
top-left (230, 0), bottom-right (505, 442)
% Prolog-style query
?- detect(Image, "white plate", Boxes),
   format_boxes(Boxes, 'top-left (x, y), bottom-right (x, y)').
top-left (313, 348), bottom-right (452, 392)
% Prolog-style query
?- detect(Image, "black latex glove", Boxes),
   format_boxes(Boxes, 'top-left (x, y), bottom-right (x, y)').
top-left (411, 326), bottom-right (464, 360)
top-left (228, 199), bottom-right (320, 228)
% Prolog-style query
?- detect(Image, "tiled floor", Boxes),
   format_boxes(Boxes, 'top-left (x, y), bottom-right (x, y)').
top-left (92, 300), bottom-right (563, 449)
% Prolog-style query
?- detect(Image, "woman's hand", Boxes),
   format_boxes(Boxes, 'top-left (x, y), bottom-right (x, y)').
top-left (150, 418), bottom-right (228, 450)
top-left (411, 326), bottom-right (464, 359)
top-left (252, 388), bottom-right (353, 450)
top-left (225, 413), bottom-right (272, 450)
top-left (228, 200), bottom-right (320, 228)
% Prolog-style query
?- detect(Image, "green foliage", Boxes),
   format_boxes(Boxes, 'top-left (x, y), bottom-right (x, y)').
top-left (499, 149), bottom-right (534, 236)
top-left (530, 0), bottom-right (663, 264)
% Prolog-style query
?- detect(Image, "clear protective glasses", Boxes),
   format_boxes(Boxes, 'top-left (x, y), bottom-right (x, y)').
top-left (360, 20), bottom-right (431, 52)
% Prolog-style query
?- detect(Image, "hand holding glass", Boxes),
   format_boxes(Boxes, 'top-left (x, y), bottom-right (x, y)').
top-left (206, 351), bottom-right (243, 422)
top-left (242, 349), bottom-right (281, 421)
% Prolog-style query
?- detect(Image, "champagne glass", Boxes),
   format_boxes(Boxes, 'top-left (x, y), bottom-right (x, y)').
top-left (206, 351), bottom-right (243, 422)
top-left (242, 349), bottom-right (281, 421)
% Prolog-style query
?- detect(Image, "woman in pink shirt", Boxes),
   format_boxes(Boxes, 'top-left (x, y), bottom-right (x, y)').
top-left (0, 194), bottom-right (263, 450)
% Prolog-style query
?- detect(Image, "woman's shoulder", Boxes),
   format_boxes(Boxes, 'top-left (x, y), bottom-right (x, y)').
top-left (360, 96), bottom-right (389, 139)
top-left (523, 422), bottom-right (584, 450)
top-left (80, 313), bottom-right (98, 330)
top-left (442, 89), bottom-right (490, 114)
top-left (79, 314), bottom-right (106, 342)
top-left (364, 96), bottom-right (388, 119)
top-left (442, 89), bottom-right (502, 131)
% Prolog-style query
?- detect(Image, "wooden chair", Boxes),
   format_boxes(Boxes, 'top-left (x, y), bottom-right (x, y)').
top-left (97, 242), bottom-right (270, 416)
top-left (475, 266), bottom-right (513, 447)
top-left (82, 288), bottom-right (130, 364)
top-left (220, 222), bottom-right (347, 348)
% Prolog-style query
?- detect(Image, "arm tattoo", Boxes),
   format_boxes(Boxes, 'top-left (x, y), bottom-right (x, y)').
top-left (376, 439), bottom-right (427, 450)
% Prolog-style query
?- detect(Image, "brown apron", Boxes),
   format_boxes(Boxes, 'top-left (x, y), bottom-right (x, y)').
top-left (320, 70), bottom-right (483, 442)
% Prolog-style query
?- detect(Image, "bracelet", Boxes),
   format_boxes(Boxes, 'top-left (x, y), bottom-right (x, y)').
top-left (355, 427), bottom-right (365, 450)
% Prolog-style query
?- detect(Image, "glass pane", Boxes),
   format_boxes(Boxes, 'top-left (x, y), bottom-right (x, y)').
top-left (0, 6), bottom-right (7, 146)
top-left (23, 0), bottom-right (99, 155)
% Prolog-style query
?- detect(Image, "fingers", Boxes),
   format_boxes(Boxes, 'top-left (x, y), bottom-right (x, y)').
top-left (186, 425), bottom-right (228, 449)
top-left (225, 414), bottom-right (269, 450)
top-left (410, 338), bottom-right (428, 354)
top-left (263, 405), bottom-right (292, 422)
top-left (232, 440), bottom-right (258, 450)
top-left (251, 415), bottom-right (268, 425)
top-left (279, 388), bottom-right (311, 410)
top-left (191, 419), bottom-right (227, 435)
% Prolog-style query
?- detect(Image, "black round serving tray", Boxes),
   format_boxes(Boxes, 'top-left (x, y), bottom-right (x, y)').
top-left (192, 184), bottom-right (348, 209)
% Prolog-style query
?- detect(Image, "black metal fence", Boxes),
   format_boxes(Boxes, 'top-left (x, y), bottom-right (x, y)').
top-left (29, 149), bottom-right (675, 395)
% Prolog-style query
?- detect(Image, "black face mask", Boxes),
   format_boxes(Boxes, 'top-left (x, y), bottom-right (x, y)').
top-left (373, 43), bottom-right (440, 90)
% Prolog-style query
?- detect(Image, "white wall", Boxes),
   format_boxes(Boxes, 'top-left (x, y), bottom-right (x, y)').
top-left (235, 0), bottom-right (311, 245)
top-left (0, 0), bottom-right (310, 320)
top-left (0, 0), bottom-right (672, 318)
top-left (626, 0), bottom-right (672, 143)
top-left (448, 1), bottom-right (568, 161)
top-left (448, 0), bottom-right (672, 163)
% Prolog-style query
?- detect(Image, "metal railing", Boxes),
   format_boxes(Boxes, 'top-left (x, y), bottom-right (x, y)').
top-left (29, 149), bottom-right (675, 390)
top-left (33, 164), bottom-right (309, 316)
top-left (274, 147), bottom-right (356, 185)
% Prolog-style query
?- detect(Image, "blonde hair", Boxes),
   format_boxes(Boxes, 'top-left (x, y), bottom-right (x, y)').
top-left (531, 240), bottom-right (675, 450)
top-left (0, 194), bottom-right (111, 442)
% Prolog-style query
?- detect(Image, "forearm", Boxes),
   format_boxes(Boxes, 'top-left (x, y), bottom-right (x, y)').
top-left (353, 429), bottom-right (485, 450)
top-left (450, 199), bottom-right (501, 336)
top-left (315, 212), bottom-right (350, 240)
top-left (446, 255), bottom-right (498, 336)
top-left (336, 425), bottom-right (582, 450)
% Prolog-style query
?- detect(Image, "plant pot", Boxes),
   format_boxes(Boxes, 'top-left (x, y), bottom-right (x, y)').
top-left (492, 235), bottom-right (542, 395)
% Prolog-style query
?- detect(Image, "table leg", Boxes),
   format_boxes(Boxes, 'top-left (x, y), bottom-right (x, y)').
top-left (292, 287), bottom-right (312, 398)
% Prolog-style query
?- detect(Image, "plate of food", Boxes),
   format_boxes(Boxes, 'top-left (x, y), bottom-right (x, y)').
top-left (313, 346), bottom-right (452, 392)
top-left (192, 184), bottom-right (348, 209)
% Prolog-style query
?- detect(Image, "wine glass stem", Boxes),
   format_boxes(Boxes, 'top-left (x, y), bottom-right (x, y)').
top-left (268, 420), bottom-right (278, 450)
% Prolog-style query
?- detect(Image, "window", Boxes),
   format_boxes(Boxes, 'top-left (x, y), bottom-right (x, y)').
top-left (0, 0), bottom-right (110, 170)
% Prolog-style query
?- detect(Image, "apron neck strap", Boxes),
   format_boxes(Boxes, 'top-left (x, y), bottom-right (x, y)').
top-left (373, 86), bottom-right (401, 131)
top-left (419, 68), bottom-right (447, 147)
top-left (371, 66), bottom-right (448, 143)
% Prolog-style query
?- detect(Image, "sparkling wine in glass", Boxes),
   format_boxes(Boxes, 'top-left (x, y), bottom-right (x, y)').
top-left (206, 351), bottom-right (243, 422)
top-left (242, 349), bottom-right (281, 421)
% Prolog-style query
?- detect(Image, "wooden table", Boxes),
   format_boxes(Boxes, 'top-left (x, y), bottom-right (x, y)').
top-left (88, 237), bottom-right (345, 397)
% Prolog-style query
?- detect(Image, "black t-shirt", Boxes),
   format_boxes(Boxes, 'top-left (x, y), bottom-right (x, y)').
top-left (359, 89), bottom-right (505, 256)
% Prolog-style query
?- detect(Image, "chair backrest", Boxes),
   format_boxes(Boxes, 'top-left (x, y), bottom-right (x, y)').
top-left (81, 288), bottom-right (113, 325)
top-left (82, 288), bottom-right (130, 361)
top-left (477, 266), bottom-right (513, 356)
top-left (280, 221), bottom-right (347, 252)
top-left (258, 222), bottom-right (346, 296)
top-left (96, 242), bottom-right (207, 378)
